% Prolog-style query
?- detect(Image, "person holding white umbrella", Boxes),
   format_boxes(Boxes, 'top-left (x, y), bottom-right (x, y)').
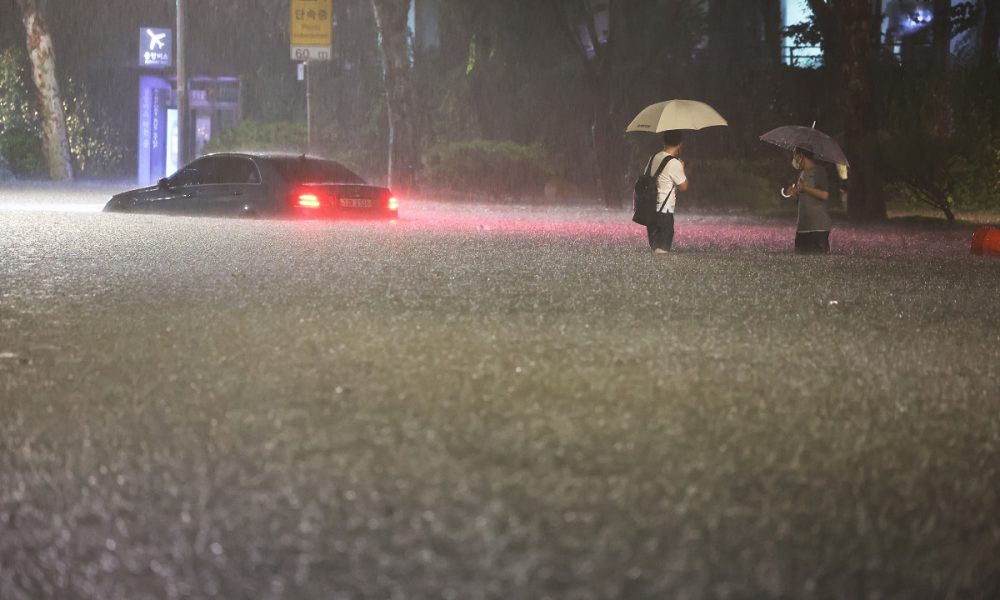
top-left (627, 100), bottom-right (727, 253)
top-left (644, 131), bottom-right (689, 253)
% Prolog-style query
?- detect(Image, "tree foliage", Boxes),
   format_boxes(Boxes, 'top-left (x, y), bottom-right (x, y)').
top-left (542, 0), bottom-right (705, 208)
top-left (0, 46), bottom-right (125, 177)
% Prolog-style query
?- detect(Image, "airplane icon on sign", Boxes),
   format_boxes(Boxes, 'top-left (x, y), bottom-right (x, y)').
top-left (146, 29), bottom-right (166, 51)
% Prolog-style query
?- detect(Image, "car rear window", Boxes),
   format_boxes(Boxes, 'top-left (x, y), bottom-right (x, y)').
top-left (271, 158), bottom-right (365, 184)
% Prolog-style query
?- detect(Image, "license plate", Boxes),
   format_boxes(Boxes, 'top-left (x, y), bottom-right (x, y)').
top-left (340, 198), bottom-right (372, 208)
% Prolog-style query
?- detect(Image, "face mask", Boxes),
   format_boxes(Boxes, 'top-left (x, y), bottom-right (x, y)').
top-left (792, 156), bottom-right (804, 170)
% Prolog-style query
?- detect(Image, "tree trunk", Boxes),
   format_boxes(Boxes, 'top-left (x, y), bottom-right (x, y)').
top-left (546, 0), bottom-right (626, 209)
top-left (928, 0), bottom-right (953, 139)
top-left (596, 1), bottom-right (625, 210)
top-left (590, 71), bottom-right (623, 209)
top-left (840, 2), bottom-right (884, 221)
top-left (933, 0), bottom-right (952, 72)
top-left (982, 0), bottom-right (1000, 68)
top-left (808, 0), bottom-right (885, 222)
top-left (18, 0), bottom-right (72, 181)
top-left (942, 202), bottom-right (956, 223)
top-left (706, 0), bottom-right (772, 156)
top-left (371, 0), bottom-right (417, 194)
top-left (759, 0), bottom-right (784, 66)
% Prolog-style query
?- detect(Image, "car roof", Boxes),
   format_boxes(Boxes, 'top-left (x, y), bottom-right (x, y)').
top-left (194, 152), bottom-right (368, 185)
top-left (198, 152), bottom-right (337, 162)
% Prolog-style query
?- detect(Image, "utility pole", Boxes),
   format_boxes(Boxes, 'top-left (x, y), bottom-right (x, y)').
top-left (305, 61), bottom-right (313, 154)
top-left (176, 0), bottom-right (188, 166)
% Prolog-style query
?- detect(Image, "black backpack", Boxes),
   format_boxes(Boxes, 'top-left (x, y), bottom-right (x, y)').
top-left (632, 154), bottom-right (674, 226)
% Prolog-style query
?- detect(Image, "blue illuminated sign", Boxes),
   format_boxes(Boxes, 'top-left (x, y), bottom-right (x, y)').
top-left (138, 76), bottom-right (171, 185)
top-left (140, 28), bottom-right (173, 69)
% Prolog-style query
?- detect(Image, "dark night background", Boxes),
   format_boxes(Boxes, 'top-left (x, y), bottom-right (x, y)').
top-left (2, 0), bottom-right (998, 220)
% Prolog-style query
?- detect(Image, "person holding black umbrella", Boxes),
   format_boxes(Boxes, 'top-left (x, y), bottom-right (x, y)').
top-left (784, 147), bottom-right (832, 254)
top-left (760, 124), bottom-right (847, 255)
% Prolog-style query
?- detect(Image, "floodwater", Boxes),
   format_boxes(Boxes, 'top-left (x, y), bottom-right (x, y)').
top-left (2, 184), bottom-right (999, 599)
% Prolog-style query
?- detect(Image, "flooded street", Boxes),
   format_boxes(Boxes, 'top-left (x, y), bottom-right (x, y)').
top-left (2, 187), bottom-right (999, 599)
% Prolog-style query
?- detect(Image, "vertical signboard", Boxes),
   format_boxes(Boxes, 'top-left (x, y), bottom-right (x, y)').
top-left (291, 0), bottom-right (332, 61)
top-left (137, 76), bottom-right (171, 185)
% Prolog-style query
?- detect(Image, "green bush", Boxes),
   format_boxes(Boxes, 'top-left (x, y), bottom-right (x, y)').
top-left (0, 49), bottom-right (34, 132)
top-left (877, 68), bottom-right (1000, 215)
top-left (0, 126), bottom-right (46, 176)
top-left (203, 120), bottom-right (309, 155)
top-left (422, 139), bottom-right (554, 199)
top-left (947, 151), bottom-right (994, 210)
top-left (879, 129), bottom-right (998, 216)
top-left (0, 48), bottom-right (42, 176)
top-left (681, 159), bottom-right (788, 213)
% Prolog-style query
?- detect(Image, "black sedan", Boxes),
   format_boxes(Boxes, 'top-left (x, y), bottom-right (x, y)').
top-left (104, 153), bottom-right (398, 219)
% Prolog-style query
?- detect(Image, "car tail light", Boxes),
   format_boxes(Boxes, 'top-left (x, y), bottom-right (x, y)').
top-left (297, 193), bottom-right (321, 208)
top-left (387, 196), bottom-right (399, 211)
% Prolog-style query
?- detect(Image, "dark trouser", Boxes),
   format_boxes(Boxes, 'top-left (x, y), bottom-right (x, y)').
top-left (795, 231), bottom-right (831, 254)
top-left (646, 212), bottom-right (675, 250)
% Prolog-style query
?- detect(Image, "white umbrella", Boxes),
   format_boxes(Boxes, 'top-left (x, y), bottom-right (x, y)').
top-left (626, 99), bottom-right (728, 133)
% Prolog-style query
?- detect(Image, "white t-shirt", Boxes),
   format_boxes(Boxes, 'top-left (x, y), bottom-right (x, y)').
top-left (650, 151), bottom-right (687, 214)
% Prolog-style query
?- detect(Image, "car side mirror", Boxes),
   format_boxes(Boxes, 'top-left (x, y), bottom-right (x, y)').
top-left (157, 177), bottom-right (170, 189)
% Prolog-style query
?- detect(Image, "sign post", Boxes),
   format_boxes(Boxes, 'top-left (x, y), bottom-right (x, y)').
top-left (306, 61), bottom-right (313, 153)
top-left (176, 0), bottom-right (188, 167)
top-left (291, 0), bottom-right (332, 154)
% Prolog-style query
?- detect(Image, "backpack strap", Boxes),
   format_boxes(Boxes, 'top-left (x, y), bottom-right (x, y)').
top-left (654, 155), bottom-right (675, 213)
top-left (654, 155), bottom-right (673, 177)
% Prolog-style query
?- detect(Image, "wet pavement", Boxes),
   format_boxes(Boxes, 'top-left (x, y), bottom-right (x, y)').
top-left (2, 186), bottom-right (999, 599)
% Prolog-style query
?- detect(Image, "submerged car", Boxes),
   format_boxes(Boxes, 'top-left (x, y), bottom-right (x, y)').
top-left (104, 153), bottom-right (398, 219)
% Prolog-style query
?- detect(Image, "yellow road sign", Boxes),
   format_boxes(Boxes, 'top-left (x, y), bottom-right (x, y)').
top-left (291, 0), bottom-right (332, 59)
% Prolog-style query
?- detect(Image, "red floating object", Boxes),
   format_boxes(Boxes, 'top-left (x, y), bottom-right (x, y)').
top-left (971, 226), bottom-right (1000, 256)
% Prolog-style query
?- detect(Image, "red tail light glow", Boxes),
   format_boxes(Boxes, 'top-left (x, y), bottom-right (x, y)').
top-left (297, 194), bottom-right (321, 208)
top-left (388, 196), bottom-right (399, 211)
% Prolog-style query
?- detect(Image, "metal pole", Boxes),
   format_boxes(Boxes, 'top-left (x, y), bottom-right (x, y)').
top-left (176, 0), bottom-right (188, 166)
top-left (305, 61), bottom-right (312, 154)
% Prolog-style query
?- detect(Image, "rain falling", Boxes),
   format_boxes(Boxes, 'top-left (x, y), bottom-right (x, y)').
top-left (2, 1), bottom-right (1000, 599)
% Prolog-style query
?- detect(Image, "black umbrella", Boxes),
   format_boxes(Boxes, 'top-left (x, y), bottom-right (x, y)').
top-left (759, 125), bottom-right (849, 167)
